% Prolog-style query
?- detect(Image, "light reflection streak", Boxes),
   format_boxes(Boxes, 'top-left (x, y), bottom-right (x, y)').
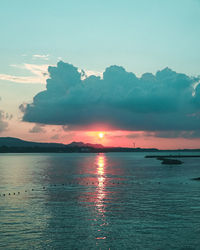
top-left (77, 154), bottom-right (109, 242)
top-left (95, 154), bottom-right (110, 243)
top-left (96, 154), bottom-right (106, 216)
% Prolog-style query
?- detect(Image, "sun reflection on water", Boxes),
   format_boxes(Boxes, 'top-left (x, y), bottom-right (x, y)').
top-left (97, 155), bottom-right (105, 178)
top-left (96, 154), bottom-right (106, 204)
top-left (95, 154), bottom-right (108, 241)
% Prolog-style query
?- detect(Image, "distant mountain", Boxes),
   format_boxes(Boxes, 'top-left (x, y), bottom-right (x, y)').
top-left (0, 137), bottom-right (66, 148)
top-left (0, 137), bottom-right (104, 148)
top-left (67, 141), bottom-right (104, 148)
top-left (0, 137), bottom-right (160, 153)
top-left (1, 137), bottom-right (200, 154)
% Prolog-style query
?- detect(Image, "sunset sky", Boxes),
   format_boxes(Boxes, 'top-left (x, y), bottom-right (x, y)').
top-left (1, 0), bottom-right (200, 149)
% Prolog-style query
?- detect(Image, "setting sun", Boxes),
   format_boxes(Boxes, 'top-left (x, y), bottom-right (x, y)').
top-left (98, 132), bottom-right (104, 139)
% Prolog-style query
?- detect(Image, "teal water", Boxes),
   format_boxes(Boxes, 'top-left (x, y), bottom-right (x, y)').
top-left (0, 152), bottom-right (200, 249)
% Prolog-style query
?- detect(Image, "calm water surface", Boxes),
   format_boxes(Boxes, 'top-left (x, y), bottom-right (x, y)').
top-left (0, 152), bottom-right (200, 249)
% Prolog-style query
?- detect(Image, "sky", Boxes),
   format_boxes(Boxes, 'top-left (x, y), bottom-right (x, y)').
top-left (1, 0), bottom-right (200, 149)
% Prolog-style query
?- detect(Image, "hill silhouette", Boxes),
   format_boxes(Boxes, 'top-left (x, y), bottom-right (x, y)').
top-left (0, 137), bottom-right (159, 153)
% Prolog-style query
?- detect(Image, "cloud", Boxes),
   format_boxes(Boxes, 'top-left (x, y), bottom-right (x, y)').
top-left (32, 54), bottom-right (49, 60)
top-left (83, 70), bottom-right (103, 78)
top-left (51, 134), bottom-right (59, 140)
top-left (0, 110), bottom-right (8, 133)
top-left (0, 62), bottom-right (101, 85)
top-left (0, 64), bottom-right (49, 84)
top-left (126, 132), bottom-right (146, 139)
top-left (23, 63), bottom-right (49, 77)
top-left (0, 74), bottom-right (45, 84)
top-left (29, 124), bottom-right (46, 133)
top-left (147, 130), bottom-right (200, 139)
top-left (20, 61), bottom-right (200, 137)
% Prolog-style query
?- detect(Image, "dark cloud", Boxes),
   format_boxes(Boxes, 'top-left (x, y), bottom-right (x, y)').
top-left (29, 124), bottom-right (46, 133)
top-left (20, 61), bottom-right (200, 136)
top-left (149, 130), bottom-right (200, 139)
top-left (51, 134), bottom-right (59, 140)
top-left (0, 110), bottom-right (8, 133)
top-left (126, 133), bottom-right (145, 139)
top-left (0, 97), bottom-right (9, 132)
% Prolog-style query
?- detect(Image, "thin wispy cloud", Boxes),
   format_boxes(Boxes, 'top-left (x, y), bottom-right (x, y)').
top-left (32, 54), bottom-right (49, 60)
top-left (24, 63), bottom-right (49, 78)
top-left (0, 64), bottom-right (49, 84)
top-left (0, 74), bottom-right (44, 84)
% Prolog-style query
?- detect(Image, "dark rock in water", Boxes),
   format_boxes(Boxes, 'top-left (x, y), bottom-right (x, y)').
top-left (155, 156), bottom-right (183, 164)
top-left (146, 155), bottom-right (200, 158)
top-left (156, 157), bottom-right (164, 160)
top-left (191, 177), bottom-right (200, 181)
top-left (161, 158), bottom-right (183, 165)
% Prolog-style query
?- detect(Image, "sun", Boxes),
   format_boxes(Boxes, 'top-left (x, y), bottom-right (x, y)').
top-left (98, 132), bottom-right (104, 139)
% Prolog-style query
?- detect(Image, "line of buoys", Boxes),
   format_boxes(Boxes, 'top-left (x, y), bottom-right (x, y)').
top-left (0, 188), bottom-right (36, 197)
top-left (0, 181), bottom-right (191, 198)
top-left (0, 182), bottom-right (114, 197)
top-left (47, 181), bottom-right (125, 186)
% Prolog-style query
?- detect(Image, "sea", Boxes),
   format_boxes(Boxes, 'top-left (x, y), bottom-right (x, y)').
top-left (0, 152), bottom-right (200, 249)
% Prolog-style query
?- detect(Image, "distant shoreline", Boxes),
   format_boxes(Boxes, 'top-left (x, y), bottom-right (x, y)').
top-left (1, 147), bottom-right (200, 154)
top-left (1, 137), bottom-right (200, 153)
top-left (0, 146), bottom-right (158, 153)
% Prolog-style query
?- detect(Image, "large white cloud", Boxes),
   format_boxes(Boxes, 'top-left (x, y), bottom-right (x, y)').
top-left (20, 61), bottom-right (200, 137)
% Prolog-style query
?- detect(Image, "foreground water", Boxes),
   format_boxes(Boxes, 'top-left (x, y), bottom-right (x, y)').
top-left (0, 152), bottom-right (200, 249)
